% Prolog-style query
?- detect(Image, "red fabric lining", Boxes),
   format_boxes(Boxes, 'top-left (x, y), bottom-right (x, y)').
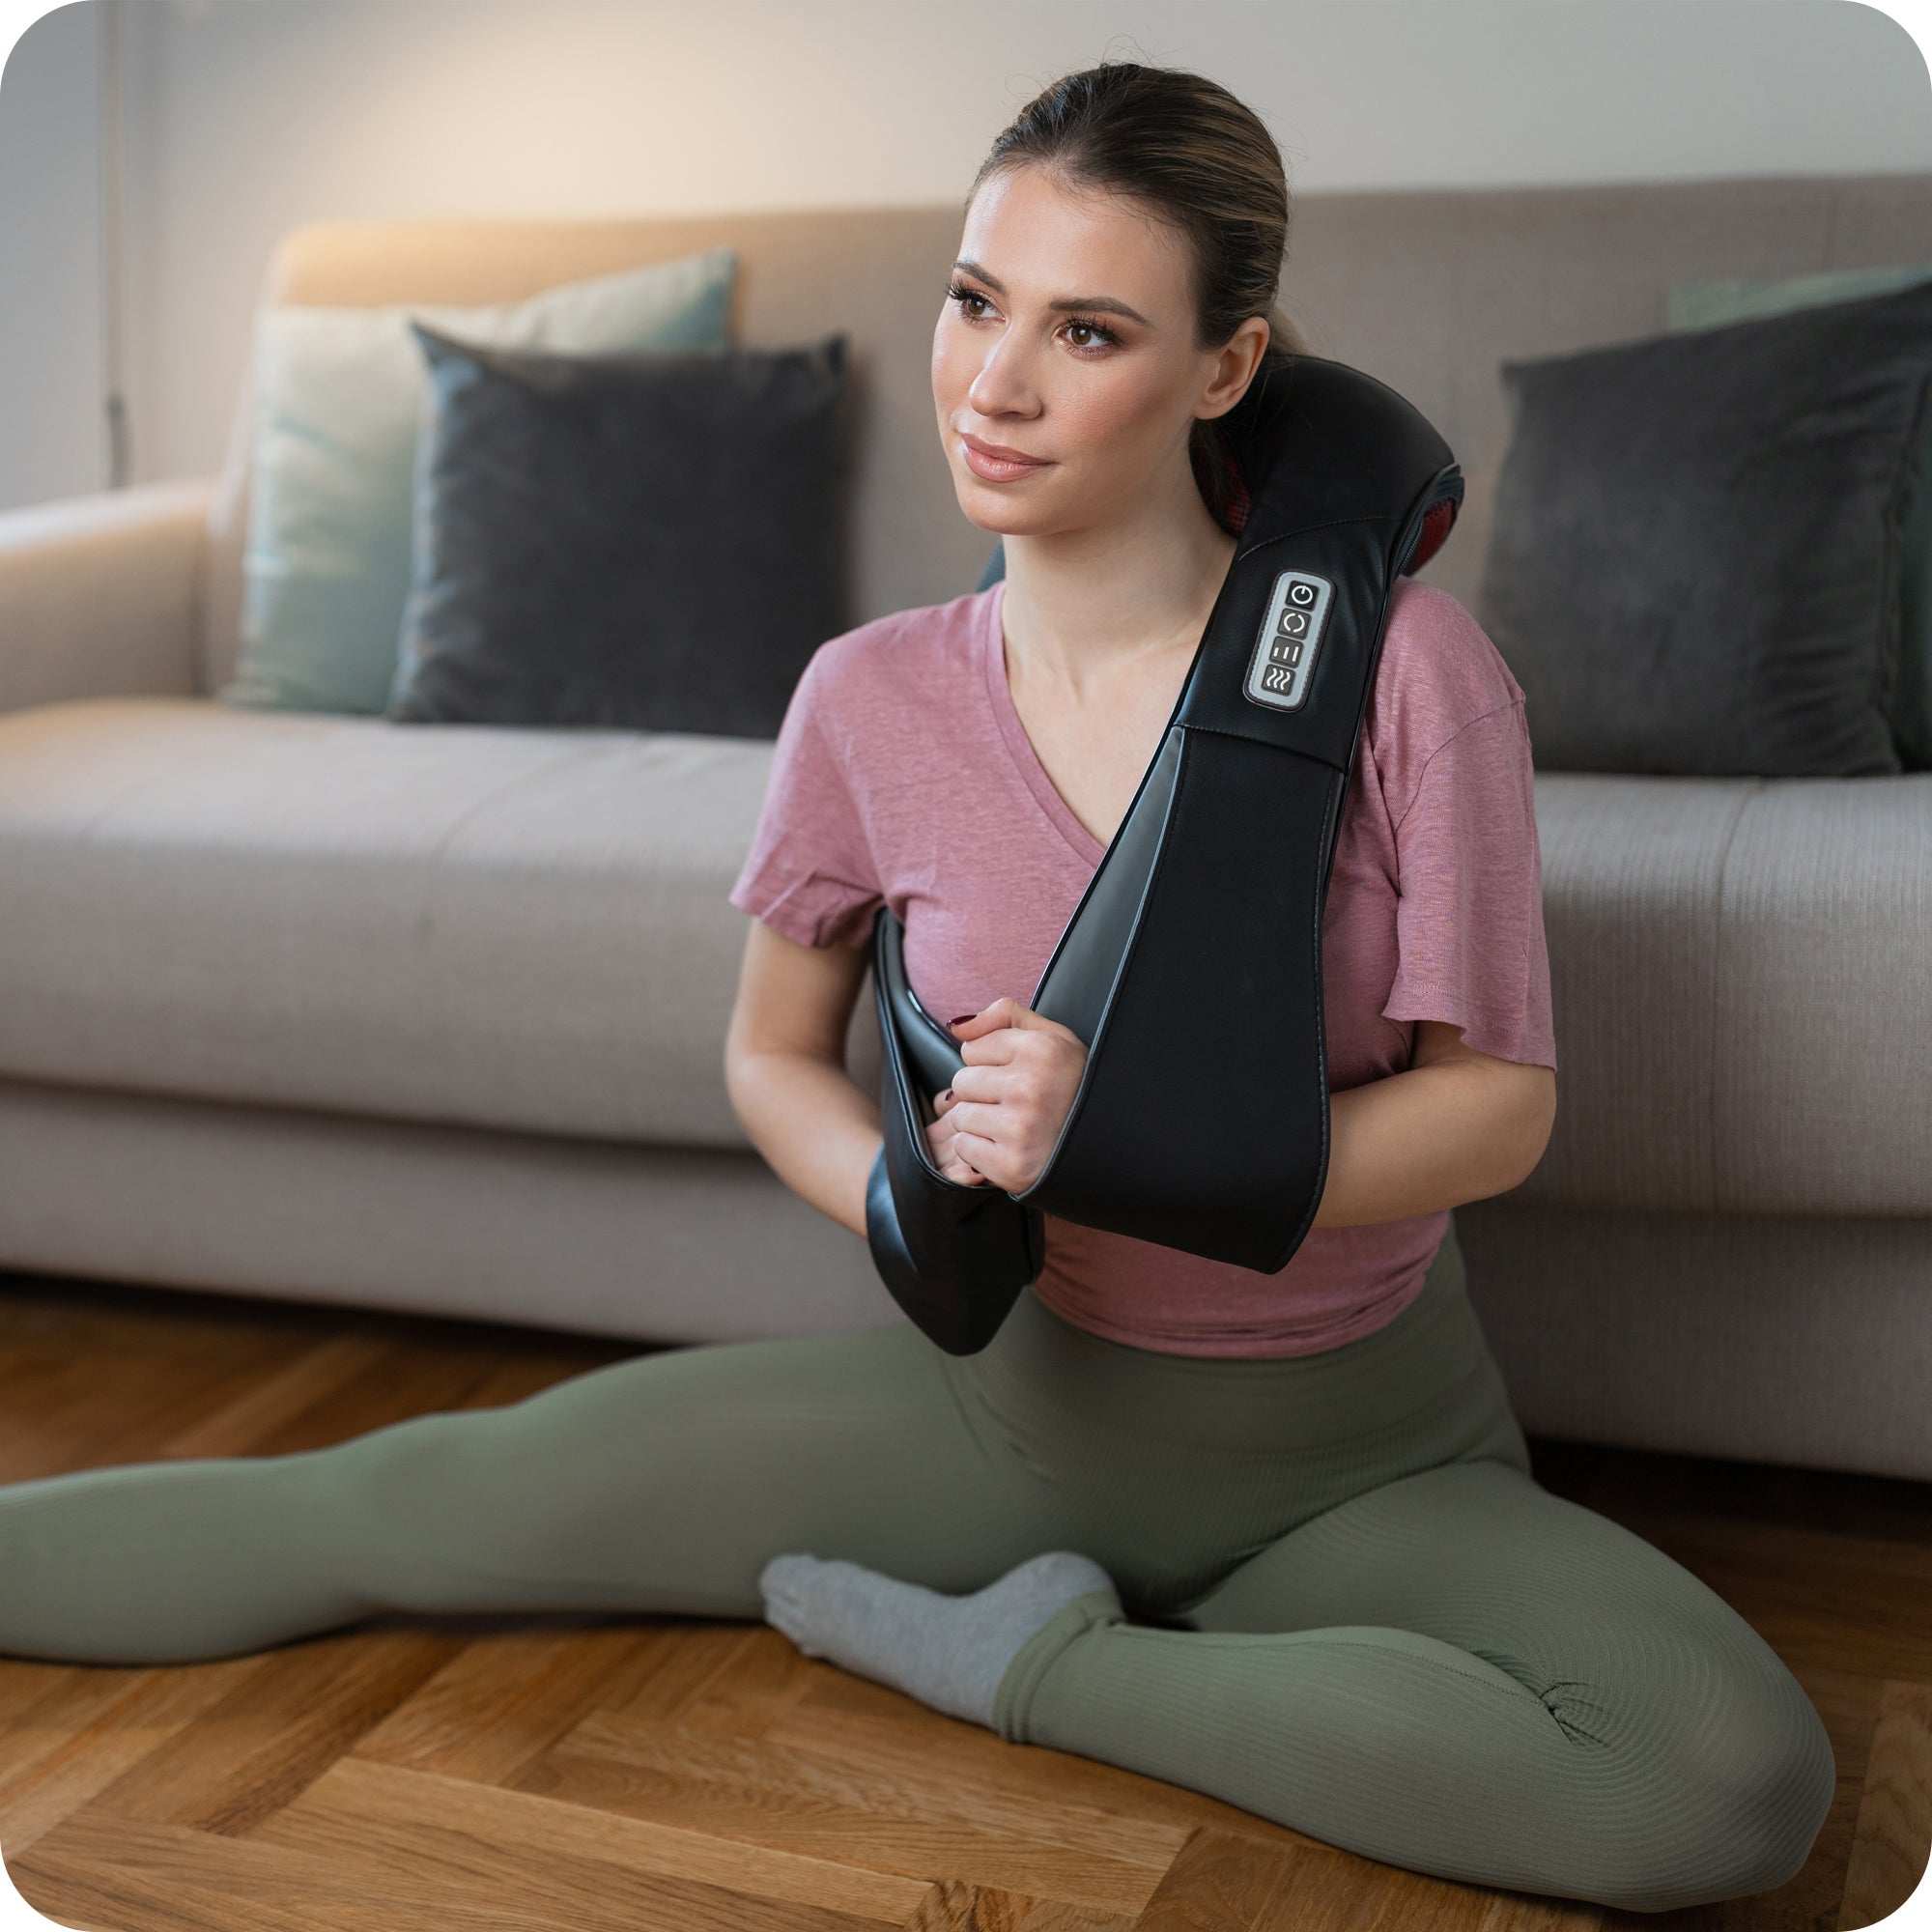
top-left (1406, 497), bottom-right (1457, 575)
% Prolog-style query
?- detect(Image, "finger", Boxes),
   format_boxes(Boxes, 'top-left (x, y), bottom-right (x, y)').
top-left (944, 1065), bottom-right (1006, 1100)
top-left (949, 1123), bottom-right (1000, 1179)
top-left (937, 1079), bottom-right (1013, 1116)
top-left (935, 1139), bottom-right (982, 1183)
top-left (968, 996), bottom-right (1027, 1032)
top-left (923, 1110), bottom-right (980, 1179)
top-left (949, 996), bottom-right (1040, 1037)
top-left (956, 1028), bottom-right (1039, 1067)
top-left (942, 1095), bottom-right (986, 1142)
top-left (982, 996), bottom-right (1066, 1033)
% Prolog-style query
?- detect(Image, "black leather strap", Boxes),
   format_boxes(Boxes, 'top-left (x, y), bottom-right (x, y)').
top-left (866, 353), bottom-right (1463, 1352)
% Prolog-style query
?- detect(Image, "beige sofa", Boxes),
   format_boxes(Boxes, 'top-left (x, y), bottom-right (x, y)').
top-left (2, 179), bottom-right (1928, 1484)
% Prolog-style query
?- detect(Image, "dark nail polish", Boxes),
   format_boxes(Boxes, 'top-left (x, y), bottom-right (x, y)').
top-left (949, 1013), bottom-right (976, 1028)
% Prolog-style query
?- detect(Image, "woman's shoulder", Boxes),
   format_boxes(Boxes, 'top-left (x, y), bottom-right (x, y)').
top-left (1368, 578), bottom-right (1526, 757)
top-left (796, 591), bottom-right (989, 715)
top-left (784, 583), bottom-right (997, 757)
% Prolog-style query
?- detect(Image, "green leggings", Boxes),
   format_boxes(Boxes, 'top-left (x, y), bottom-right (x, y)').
top-left (0, 1220), bottom-right (1833, 1912)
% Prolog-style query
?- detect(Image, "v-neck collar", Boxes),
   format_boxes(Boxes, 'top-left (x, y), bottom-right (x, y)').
top-left (980, 578), bottom-right (1111, 869)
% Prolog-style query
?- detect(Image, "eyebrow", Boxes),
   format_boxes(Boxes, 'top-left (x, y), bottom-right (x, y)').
top-left (952, 259), bottom-right (1151, 327)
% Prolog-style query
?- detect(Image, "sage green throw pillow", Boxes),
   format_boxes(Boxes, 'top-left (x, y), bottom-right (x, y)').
top-left (222, 248), bottom-right (736, 716)
top-left (1669, 262), bottom-right (1932, 768)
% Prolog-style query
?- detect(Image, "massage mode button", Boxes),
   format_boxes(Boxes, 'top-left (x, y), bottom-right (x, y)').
top-left (1243, 570), bottom-right (1333, 712)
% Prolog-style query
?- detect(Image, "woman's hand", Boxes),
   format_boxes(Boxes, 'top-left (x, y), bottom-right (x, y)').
top-left (921, 998), bottom-right (1088, 1192)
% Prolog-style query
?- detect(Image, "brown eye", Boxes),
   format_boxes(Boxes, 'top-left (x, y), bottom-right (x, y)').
top-left (1064, 317), bottom-right (1121, 353)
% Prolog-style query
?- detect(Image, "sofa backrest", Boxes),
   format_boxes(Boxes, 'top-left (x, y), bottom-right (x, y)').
top-left (198, 175), bottom-right (1932, 696)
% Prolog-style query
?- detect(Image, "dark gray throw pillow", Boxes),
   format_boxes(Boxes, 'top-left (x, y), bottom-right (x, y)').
top-left (1473, 278), bottom-right (1932, 777)
top-left (387, 325), bottom-right (849, 737)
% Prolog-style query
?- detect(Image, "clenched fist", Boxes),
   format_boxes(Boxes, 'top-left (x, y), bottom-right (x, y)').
top-left (923, 996), bottom-right (1089, 1193)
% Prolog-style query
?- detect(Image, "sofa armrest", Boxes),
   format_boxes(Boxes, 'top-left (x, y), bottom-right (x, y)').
top-left (0, 479), bottom-right (214, 715)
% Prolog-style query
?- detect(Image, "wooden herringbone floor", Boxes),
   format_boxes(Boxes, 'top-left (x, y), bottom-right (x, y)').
top-left (0, 1267), bottom-right (1925, 1932)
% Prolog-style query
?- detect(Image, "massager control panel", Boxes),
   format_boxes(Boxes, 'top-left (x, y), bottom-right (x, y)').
top-left (1243, 570), bottom-right (1333, 714)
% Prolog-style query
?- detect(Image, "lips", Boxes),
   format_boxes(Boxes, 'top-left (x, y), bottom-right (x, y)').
top-left (960, 431), bottom-right (1051, 482)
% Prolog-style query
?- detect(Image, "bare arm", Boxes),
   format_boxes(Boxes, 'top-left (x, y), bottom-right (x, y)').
top-left (724, 918), bottom-right (881, 1239)
top-left (1312, 1018), bottom-right (1557, 1229)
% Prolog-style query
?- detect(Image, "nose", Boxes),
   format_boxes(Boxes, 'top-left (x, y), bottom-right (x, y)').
top-left (965, 329), bottom-right (1041, 422)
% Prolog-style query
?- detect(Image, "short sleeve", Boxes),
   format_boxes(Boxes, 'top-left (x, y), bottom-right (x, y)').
top-left (726, 655), bottom-right (884, 951)
top-left (1381, 697), bottom-right (1558, 1070)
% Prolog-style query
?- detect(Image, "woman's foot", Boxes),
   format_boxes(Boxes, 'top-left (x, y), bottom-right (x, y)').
top-left (758, 1548), bottom-right (1121, 1727)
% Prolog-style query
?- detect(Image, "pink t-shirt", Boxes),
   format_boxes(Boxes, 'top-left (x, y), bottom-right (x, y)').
top-left (728, 575), bottom-right (1557, 1357)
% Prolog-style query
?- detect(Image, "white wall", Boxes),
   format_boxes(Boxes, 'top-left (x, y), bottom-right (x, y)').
top-left (0, 0), bottom-right (103, 510)
top-left (2, 0), bottom-right (1929, 512)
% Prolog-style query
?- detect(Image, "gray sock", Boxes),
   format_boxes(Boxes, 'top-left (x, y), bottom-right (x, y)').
top-left (757, 1548), bottom-right (1121, 1728)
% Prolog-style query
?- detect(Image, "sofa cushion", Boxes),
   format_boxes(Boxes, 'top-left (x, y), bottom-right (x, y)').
top-left (1475, 277), bottom-right (1932, 779)
top-left (0, 697), bottom-right (774, 1146)
top-left (387, 326), bottom-right (849, 736)
top-left (222, 249), bottom-right (736, 719)
top-left (1518, 768), bottom-right (1932, 1217)
top-left (1667, 262), bottom-right (1932, 771)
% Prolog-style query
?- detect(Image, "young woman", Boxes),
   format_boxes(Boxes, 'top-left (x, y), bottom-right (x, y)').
top-left (0, 62), bottom-right (1833, 1914)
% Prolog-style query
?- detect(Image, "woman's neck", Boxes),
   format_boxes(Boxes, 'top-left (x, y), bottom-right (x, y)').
top-left (997, 471), bottom-right (1237, 698)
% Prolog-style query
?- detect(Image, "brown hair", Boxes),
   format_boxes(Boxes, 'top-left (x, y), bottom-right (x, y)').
top-left (965, 60), bottom-right (1306, 532)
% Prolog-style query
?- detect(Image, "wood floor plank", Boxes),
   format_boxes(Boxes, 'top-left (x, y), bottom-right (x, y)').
top-left (156, 1335), bottom-right (395, 1459)
top-left (674, 1624), bottom-right (824, 1738)
top-left (0, 1304), bottom-right (299, 1480)
top-left (719, 1690), bottom-right (1197, 1873)
top-left (901, 1877), bottom-right (1037, 1929)
top-left (1248, 1837), bottom-right (1439, 1931)
top-left (603, 1620), bottom-right (775, 1721)
top-left (253, 1753), bottom-right (931, 1923)
top-left (14, 1811), bottom-right (451, 1932)
top-left (209, 1341), bottom-right (533, 1459)
top-left (1014, 1900), bottom-right (1137, 1931)
top-left (1838, 1680), bottom-right (1932, 1930)
top-left (1474, 1895), bottom-right (1602, 1929)
top-left (349, 1620), bottom-right (671, 1783)
top-left (61, 1628), bottom-right (462, 1836)
top-left (434, 1346), bottom-right (633, 1412)
top-left (16, 1800), bottom-right (889, 1932)
top-left (765, 1665), bottom-right (1263, 1843)
top-left (0, 1271), bottom-right (627, 1477)
top-left (0, 1655), bottom-right (257, 1854)
top-left (14, 1830), bottom-right (370, 1932)
top-left (519, 1707), bottom-right (1173, 1914)
top-left (1129, 1825), bottom-right (1297, 1927)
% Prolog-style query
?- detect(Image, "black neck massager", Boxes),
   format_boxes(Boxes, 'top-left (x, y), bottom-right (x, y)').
top-left (864, 352), bottom-right (1463, 1356)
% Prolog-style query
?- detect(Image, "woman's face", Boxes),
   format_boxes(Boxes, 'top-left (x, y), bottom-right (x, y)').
top-left (932, 163), bottom-right (1254, 538)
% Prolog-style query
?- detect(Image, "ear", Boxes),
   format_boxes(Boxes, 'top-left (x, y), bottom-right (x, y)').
top-left (1195, 315), bottom-right (1273, 424)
